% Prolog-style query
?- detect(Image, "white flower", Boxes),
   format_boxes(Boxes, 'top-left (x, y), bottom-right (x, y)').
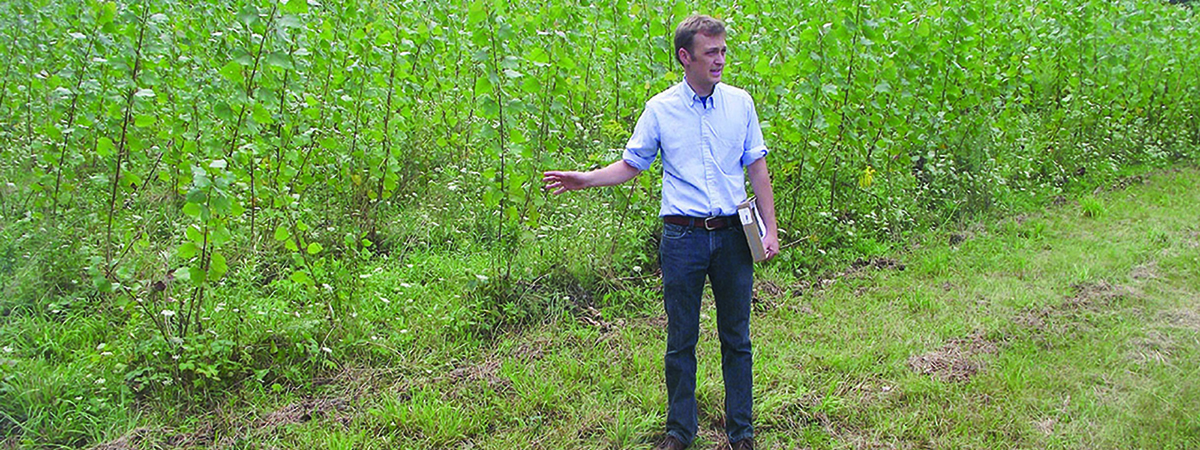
top-left (161, 310), bottom-right (176, 317)
top-left (632, 266), bottom-right (642, 273)
top-left (321, 347), bottom-right (332, 354)
top-left (95, 378), bottom-right (106, 384)
top-left (2, 346), bottom-right (11, 353)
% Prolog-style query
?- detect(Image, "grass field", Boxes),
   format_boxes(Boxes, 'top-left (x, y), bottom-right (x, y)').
top-left (35, 165), bottom-right (1192, 450)
top-left (1, 1), bottom-right (1198, 447)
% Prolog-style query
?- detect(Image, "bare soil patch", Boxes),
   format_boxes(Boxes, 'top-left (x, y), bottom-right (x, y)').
top-left (1161, 308), bottom-right (1200, 331)
top-left (259, 396), bottom-right (352, 428)
top-left (638, 315), bottom-right (669, 329)
top-left (576, 304), bottom-right (622, 333)
top-left (752, 280), bottom-right (786, 312)
top-left (512, 339), bottom-right (547, 361)
top-left (1130, 261), bottom-right (1160, 280)
top-left (844, 376), bottom-right (900, 405)
top-left (1066, 280), bottom-right (1139, 306)
top-left (851, 257), bottom-right (906, 272)
top-left (445, 359), bottom-right (512, 395)
top-left (161, 422), bottom-right (215, 449)
top-left (807, 257), bottom-right (907, 295)
top-left (1033, 417), bottom-right (1056, 436)
top-left (92, 427), bottom-right (152, 450)
top-left (1015, 280), bottom-right (1140, 335)
top-left (1125, 330), bottom-right (1175, 366)
top-left (1105, 173), bottom-right (1151, 192)
top-left (907, 334), bottom-right (1002, 382)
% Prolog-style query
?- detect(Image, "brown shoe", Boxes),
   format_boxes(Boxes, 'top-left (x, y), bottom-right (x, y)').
top-left (730, 437), bottom-right (755, 450)
top-left (655, 435), bottom-right (686, 450)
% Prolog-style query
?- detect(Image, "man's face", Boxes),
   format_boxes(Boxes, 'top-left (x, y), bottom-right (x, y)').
top-left (680, 32), bottom-right (727, 91)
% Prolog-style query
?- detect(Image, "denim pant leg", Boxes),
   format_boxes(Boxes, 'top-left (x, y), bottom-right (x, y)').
top-left (710, 227), bottom-right (755, 443)
top-left (659, 223), bottom-right (708, 445)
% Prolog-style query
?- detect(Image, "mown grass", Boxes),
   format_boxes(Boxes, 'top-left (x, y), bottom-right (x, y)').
top-left (4, 167), bottom-right (1199, 449)
top-left (21, 167), bottom-right (1182, 449)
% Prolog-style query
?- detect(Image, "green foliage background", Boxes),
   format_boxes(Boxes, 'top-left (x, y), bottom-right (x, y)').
top-left (0, 0), bottom-right (1197, 446)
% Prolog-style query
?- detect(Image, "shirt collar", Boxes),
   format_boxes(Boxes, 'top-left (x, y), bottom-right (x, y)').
top-left (680, 77), bottom-right (719, 110)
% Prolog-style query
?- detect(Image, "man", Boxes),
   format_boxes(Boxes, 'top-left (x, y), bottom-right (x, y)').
top-left (543, 14), bottom-right (779, 450)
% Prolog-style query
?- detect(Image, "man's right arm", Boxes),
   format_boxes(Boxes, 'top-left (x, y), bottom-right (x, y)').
top-left (542, 160), bottom-right (640, 195)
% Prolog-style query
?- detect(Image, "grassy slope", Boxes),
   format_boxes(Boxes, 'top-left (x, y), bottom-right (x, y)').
top-left (56, 166), bottom-right (1200, 449)
top-left (85, 166), bottom-right (1197, 450)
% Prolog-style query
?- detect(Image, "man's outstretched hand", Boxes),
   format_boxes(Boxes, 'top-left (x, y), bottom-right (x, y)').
top-left (543, 161), bottom-right (639, 195)
top-left (542, 171), bottom-right (589, 195)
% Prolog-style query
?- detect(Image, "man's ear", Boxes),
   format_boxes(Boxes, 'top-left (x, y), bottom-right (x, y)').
top-left (677, 47), bottom-right (691, 66)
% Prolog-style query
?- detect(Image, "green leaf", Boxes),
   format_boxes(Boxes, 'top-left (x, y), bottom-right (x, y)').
top-left (281, 0), bottom-right (308, 14)
top-left (279, 14), bottom-right (303, 29)
top-left (188, 266), bottom-right (207, 284)
top-left (289, 270), bottom-right (313, 287)
top-left (528, 47), bottom-right (550, 65)
top-left (475, 75), bottom-right (493, 96)
top-left (98, 2), bottom-right (117, 25)
top-left (266, 52), bottom-right (294, 70)
top-left (210, 225), bottom-right (233, 247)
top-left (755, 56), bottom-right (770, 74)
top-left (306, 242), bottom-right (323, 255)
top-left (182, 202), bottom-right (203, 218)
top-left (97, 137), bottom-right (115, 157)
top-left (274, 225), bottom-right (290, 241)
top-left (237, 6), bottom-right (260, 26)
top-left (214, 102), bottom-right (234, 120)
top-left (521, 77), bottom-right (541, 94)
top-left (375, 29), bottom-right (394, 46)
top-left (220, 61), bottom-right (243, 83)
top-left (284, 239), bottom-right (299, 252)
top-left (135, 115), bottom-right (155, 127)
top-left (468, 1), bottom-right (487, 24)
top-left (176, 242), bottom-right (199, 259)
top-left (94, 275), bottom-right (113, 293)
top-left (186, 225), bottom-right (205, 244)
top-left (209, 252), bottom-right (228, 281)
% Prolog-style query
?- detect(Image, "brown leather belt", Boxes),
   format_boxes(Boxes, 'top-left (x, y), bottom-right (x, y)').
top-left (663, 215), bottom-right (740, 230)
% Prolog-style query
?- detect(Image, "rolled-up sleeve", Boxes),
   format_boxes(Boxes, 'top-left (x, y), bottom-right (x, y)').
top-left (740, 97), bottom-right (768, 167)
top-left (623, 106), bottom-right (660, 171)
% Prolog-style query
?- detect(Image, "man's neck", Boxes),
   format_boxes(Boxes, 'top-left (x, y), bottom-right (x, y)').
top-left (686, 78), bottom-right (716, 98)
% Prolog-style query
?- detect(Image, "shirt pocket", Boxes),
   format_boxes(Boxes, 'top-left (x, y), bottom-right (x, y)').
top-left (711, 122), bottom-right (748, 175)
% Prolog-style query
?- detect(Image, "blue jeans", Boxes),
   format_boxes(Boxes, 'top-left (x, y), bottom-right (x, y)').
top-left (659, 221), bottom-right (754, 445)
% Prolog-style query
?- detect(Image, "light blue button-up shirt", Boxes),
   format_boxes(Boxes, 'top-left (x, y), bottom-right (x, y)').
top-left (622, 79), bottom-right (769, 218)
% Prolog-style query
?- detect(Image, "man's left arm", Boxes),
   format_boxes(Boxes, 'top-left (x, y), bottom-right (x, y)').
top-left (747, 158), bottom-right (780, 261)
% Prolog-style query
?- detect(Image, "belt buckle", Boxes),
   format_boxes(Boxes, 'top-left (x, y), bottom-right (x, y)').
top-left (703, 216), bottom-right (721, 230)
